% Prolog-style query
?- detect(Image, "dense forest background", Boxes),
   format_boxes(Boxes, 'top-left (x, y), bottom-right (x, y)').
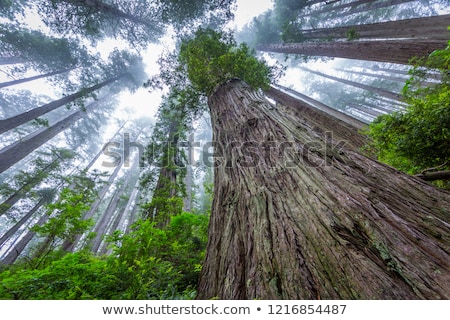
top-left (0, 0), bottom-right (449, 299)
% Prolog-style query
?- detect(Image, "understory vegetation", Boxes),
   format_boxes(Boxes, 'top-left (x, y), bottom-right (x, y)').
top-left (365, 38), bottom-right (450, 188)
top-left (0, 210), bottom-right (208, 299)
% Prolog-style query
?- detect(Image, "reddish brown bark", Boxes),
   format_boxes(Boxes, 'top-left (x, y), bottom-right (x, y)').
top-left (196, 79), bottom-right (450, 299)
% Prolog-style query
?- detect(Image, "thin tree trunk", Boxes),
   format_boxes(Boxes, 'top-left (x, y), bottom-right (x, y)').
top-left (300, 14), bottom-right (450, 41)
top-left (302, 67), bottom-right (403, 101)
top-left (197, 78), bottom-right (450, 300)
top-left (0, 213), bottom-right (48, 265)
top-left (348, 104), bottom-right (383, 117)
top-left (62, 162), bottom-right (122, 252)
top-left (257, 40), bottom-right (447, 65)
top-left (90, 158), bottom-right (137, 254)
top-left (336, 68), bottom-right (438, 87)
top-left (343, 0), bottom-right (416, 17)
top-left (0, 75), bottom-right (121, 134)
top-left (0, 197), bottom-right (46, 247)
top-left (0, 67), bottom-right (76, 89)
top-left (0, 99), bottom-right (102, 174)
top-left (271, 84), bottom-right (368, 129)
top-left (65, 0), bottom-right (156, 28)
top-left (0, 159), bottom-right (58, 216)
top-left (0, 56), bottom-right (27, 65)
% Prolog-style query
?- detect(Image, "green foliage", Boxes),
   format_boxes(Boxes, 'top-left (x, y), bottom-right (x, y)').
top-left (179, 28), bottom-right (282, 96)
top-left (346, 28), bottom-right (359, 41)
top-left (365, 40), bottom-right (450, 180)
top-left (0, 212), bottom-right (208, 299)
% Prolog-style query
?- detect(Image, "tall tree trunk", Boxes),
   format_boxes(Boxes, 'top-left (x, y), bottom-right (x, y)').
top-left (64, 0), bottom-right (156, 28)
top-left (335, 68), bottom-right (437, 87)
top-left (0, 212), bottom-right (48, 265)
top-left (0, 98), bottom-right (104, 174)
top-left (0, 159), bottom-right (58, 216)
top-left (90, 158), bottom-right (138, 254)
top-left (271, 84), bottom-right (368, 129)
top-left (348, 103), bottom-right (383, 117)
top-left (257, 40), bottom-right (447, 65)
top-left (302, 67), bottom-right (403, 101)
top-left (0, 76), bottom-right (120, 134)
top-left (0, 56), bottom-right (27, 65)
top-left (62, 162), bottom-right (122, 252)
top-left (0, 197), bottom-right (46, 247)
top-left (300, 14), bottom-right (450, 41)
top-left (0, 67), bottom-right (75, 89)
top-left (309, 0), bottom-right (414, 17)
top-left (197, 79), bottom-right (450, 300)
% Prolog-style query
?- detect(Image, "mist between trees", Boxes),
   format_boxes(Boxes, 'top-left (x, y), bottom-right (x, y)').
top-left (101, 132), bottom-right (348, 169)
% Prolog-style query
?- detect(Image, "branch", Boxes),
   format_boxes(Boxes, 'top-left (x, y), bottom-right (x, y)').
top-left (415, 170), bottom-right (450, 181)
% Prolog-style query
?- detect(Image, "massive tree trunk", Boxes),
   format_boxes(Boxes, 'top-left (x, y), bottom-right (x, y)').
top-left (0, 76), bottom-right (120, 134)
top-left (196, 79), bottom-right (450, 300)
top-left (302, 67), bottom-right (403, 101)
top-left (257, 40), bottom-right (447, 65)
top-left (300, 14), bottom-right (450, 41)
top-left (0, 67), bottom-right (75, 89)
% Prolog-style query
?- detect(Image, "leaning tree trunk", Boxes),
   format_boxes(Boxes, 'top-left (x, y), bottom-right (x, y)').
top-left (257, 40), bottom-right (447, 65)
top-left (0, 76), bottom-right (120, 134)
top-left (196, 79), bottom-right (450, 300)
top-left (0, 67), bottom-right (75, 89)
top-left (300, 14), bottom-right (450, 41)
top-left (302, 67), bottom-right (403, 101)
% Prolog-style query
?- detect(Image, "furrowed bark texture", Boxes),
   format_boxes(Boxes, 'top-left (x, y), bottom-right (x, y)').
top-left (196, 79), bottom-right (450, 300)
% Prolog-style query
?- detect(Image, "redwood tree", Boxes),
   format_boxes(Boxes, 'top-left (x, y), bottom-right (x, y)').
top-left (175, 29), bottom-right (450, 300)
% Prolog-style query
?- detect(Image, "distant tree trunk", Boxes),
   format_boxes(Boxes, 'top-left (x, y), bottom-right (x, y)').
top-left (62, 163), bottom-right (122, 252)
top-left (257, 40), bottom-right (447, 65)
top-left (99, 165), bottom-right (140, 255)
top-left (335, 68), bottom-right (408, 83)
top-left (0, 67), bottom-right (75, 89)
top-left (62, 0), bottom-right (156, 28)
top-left (343, 0), bottom-right (416, 17)
top-left (308, 0), bottom-right (415, 17)
top-left (300, 14), bottom-right (450, 41)
top-left (302, 67), bottom-right (403, 101)
top-left (270, 84), bottom-right (368, 129)
top-left (0, 160), bottom-right (57, 216)
top-left (0, 213), bottom-right (48, 265)
top-left (0, 197), bottom-right (46, 247)
top-left (0, 75), bottom-right (121, 134)
top-left (143, 121), bottom-right (182, 227)
top-left (348, 104), bottom-right (383, 117)
top-left (0, 98), bottom-right (104, 174)
top-left (197, 78), bottom-right (450, 300)
top-left (336, 68), bottom-right (437, 87)
top-left (91, 158), bottom-right (138, 254)
top-left (0, 56), bottom-right (27, 65)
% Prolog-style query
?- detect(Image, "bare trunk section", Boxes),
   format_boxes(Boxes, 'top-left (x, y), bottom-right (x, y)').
top-left (197, 79), bottom-right (450, 300)
top-left (257, 40), bottom-right (447, 65)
